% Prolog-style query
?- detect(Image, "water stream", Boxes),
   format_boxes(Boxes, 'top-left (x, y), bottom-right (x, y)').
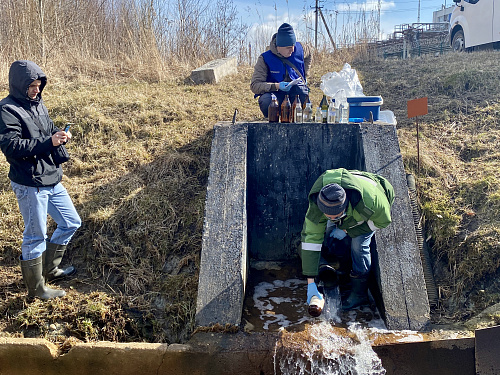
top-left (243, 276), bottom-right (424, 375)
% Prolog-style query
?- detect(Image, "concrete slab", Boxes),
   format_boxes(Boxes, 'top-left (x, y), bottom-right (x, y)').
top-left (246, 123), bottom-right (362, 260)
top-left (0, 334), bottom-right (476, 375)
top-left (360, 124), bottom-right (430, 331)
top-left (475, 325), bottom-right (500, 375)
top-left (195, 122), bottom-right (248, 327)
top-left (190, 57), bottom-right (237, 84)
top-left (374, 337), bottom-right (475, 375)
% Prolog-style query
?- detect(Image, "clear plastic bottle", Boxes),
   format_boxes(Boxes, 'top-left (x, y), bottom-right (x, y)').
top-left (315, 106), bottom-right (322, 123)
top-left (335, 90), bottom-right (349, 124)
top-left (339, 99), bottom-right (349, 124)
top-left (303, 102), bottom-right (313, 122)
top-left (268, 94), bottom-right (280, 123)
top-left (327, 98), bottom-right (336, 123)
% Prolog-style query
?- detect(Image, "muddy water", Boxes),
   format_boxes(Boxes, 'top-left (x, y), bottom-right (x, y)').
top-left (243, 264), bottom-right (471, 374)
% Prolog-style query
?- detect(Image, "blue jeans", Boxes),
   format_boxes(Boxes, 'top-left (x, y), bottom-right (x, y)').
top-left (351, 231), bottom-right (375, 276)
top-left (11, 181), bottom-right (81, 260)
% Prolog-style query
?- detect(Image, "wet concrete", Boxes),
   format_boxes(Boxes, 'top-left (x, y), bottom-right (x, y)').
top-left (0, 331), bottom-right (482, 375)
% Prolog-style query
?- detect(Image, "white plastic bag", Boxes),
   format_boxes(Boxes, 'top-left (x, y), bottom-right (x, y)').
top-left (320, 63), bottom-right (364, 98)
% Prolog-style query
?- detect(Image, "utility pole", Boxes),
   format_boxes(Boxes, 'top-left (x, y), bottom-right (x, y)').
top-left (418, 0), bottom-right (421, 22)
top-left (377, 0), bottom-right (381, 40)
top-left (315, 0), bottom-right (319, 49)
top-left (318, 7), bottom-right (336, 50)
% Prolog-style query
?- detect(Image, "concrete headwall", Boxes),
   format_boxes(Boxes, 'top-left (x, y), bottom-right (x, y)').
top-left (246, 123), bottom-right (362, 260)
top-left (195, 122), bottom-right (430, 331)
top-left (0, 334), bottom-right (480, 375)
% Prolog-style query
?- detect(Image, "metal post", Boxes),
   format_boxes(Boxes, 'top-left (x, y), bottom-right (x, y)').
top-left (416, 116), bottom-right (420, 174)
top-left (315, 0), bottom-right (319, 49)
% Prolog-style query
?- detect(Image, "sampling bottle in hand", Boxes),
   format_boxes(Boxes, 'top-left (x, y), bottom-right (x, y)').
top-left (308, 294), bottom-right (325, 317)
top-left (268, 94), bottom-right (280, 122)
top-left (281, 95), bottom-right (291, 123)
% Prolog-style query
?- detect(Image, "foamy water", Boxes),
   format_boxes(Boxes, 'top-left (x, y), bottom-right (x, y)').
top-left (274, 321), bottom-right (386, 375)
top-left (251, 279), bottom-right (389, 374)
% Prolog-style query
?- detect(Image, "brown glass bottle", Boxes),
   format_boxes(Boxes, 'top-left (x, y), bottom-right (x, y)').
top-left (308, 295), bottom-right (325, 317)
top-left (291, 95), bottom-right (301, 123)
top-left (268, 94), bottom-right (280, 122)
top-left (302, 95), bottom-right (310, 110)
top-left (281, 95), bottom-right (291, 123)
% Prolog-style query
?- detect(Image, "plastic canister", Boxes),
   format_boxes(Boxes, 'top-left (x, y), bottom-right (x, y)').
top-left (347, 96), bottom-right (383, 121)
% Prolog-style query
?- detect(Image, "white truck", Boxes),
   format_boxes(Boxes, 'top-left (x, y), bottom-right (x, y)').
top-left (449, 0), bottom-right (500, 51)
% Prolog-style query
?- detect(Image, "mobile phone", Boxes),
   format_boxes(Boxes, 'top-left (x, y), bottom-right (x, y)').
top-left (64, 123), bottom-right (72, 132)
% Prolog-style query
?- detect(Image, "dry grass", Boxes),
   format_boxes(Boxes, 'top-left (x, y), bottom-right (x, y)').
top-left (354, 50), bottom-right (500, 321)
top-left (1, 49), bottom-right (500, 344)
top-left (0, 65), bottom-right (263, 344)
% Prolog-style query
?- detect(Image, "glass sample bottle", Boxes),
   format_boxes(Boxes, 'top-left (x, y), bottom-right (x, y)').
top-left (327, 98), bottom-right (336, 123)
top-left (293, 95), bottom-right (302, 123)
top-left (303, 102), bottom-right (312, 122)
top-left (268, 94), bottom-right (280, 123)
top-left (308, 294), bottom-right (325, 317)
top-left (315, 106), bottom-right (322, 123)
top-left (320, 94), bottom-right (328, 123)
top-left (281, 95), bottom-right (291, 123)
top-left (302, 95), bottom-right (311, 110)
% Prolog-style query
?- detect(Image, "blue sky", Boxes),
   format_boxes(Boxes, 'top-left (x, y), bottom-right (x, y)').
top-left (237, 0), bottom-right (453, 50)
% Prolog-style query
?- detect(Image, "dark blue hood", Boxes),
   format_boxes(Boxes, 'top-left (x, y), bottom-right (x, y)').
top-left (8, 60), bottom-right (47, 104)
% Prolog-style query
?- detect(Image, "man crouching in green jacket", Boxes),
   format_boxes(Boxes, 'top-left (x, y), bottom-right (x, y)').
top-left (301, 168), bottom-right (394, 310)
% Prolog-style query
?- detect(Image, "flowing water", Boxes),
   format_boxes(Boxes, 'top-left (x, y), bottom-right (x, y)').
top-left (242, 265), bottom-right (474, 374)
top-left (242, 271), bottom-right (417, 375)
top-left (268, 286), bottom-right (387, 374)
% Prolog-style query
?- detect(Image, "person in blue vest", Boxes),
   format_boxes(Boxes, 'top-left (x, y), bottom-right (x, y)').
top-left (250, 23), bottom-right (312, 117)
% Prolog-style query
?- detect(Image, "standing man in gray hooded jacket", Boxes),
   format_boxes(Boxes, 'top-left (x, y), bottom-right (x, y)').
top-left (0, 60), bottom-right (81, 299)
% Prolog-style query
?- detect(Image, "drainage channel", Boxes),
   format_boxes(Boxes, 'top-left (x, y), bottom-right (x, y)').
top-left (193, 121), bottom-right (482, 374)
top-left (241, 260), bottom-right (476, 374)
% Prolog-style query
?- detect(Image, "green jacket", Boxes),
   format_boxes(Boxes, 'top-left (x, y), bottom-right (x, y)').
top-left (300, 168), bottom-right (394, 276)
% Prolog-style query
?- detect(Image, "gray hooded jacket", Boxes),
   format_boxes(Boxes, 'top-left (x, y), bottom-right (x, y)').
top-left (0, 60), bottom-right (63, 187)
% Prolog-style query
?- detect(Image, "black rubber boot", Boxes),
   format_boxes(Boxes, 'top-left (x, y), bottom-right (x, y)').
top-left (342, 273), bottom-right (369, 310)
top-left (20, 255), bottom-right (66, 299)
top-left (318, 264), bottom-right (339, 289)
top-left (43, 242), bottom-right (76, 282)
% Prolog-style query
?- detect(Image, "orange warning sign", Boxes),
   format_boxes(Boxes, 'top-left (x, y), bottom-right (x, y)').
top-left (407, 97), bottom-right (428, 118)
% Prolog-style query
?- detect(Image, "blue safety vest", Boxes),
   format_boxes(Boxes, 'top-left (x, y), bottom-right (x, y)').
top-left (261, 42), bottom-right (308, 100)
top-left (262, 42), bottom-right (306, 83)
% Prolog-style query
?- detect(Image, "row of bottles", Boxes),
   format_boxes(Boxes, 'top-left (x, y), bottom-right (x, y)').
top-left (269, 94), bottom-right (348, 124)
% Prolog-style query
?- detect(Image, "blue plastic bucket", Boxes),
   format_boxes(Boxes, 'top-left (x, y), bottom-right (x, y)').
top-left (347, 96), bottom-right (383, 121)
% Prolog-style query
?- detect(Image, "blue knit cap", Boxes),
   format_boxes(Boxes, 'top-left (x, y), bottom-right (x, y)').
top-left (276, 23), bottom-right (296, 47)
